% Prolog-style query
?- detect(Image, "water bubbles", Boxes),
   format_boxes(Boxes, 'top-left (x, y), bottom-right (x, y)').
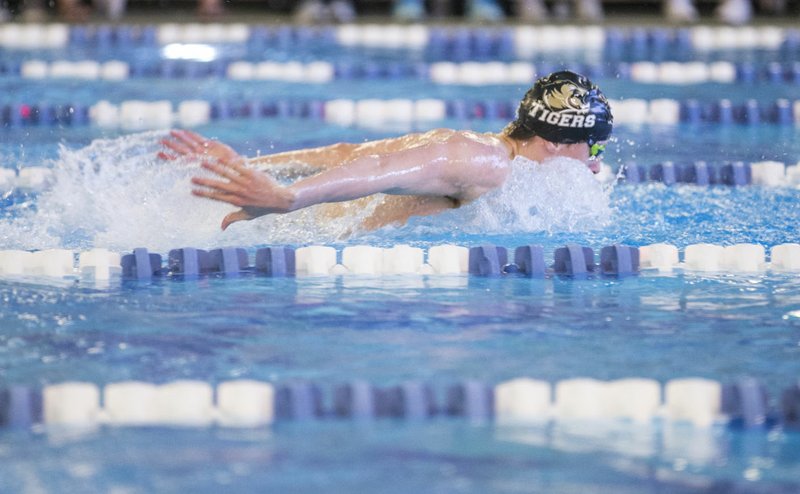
top-left (0, 135), bottom-right (611, 251)
top-left (0, 131), bottom-right (392, 249)
top-left (419, 156), bottom-right (612, 235)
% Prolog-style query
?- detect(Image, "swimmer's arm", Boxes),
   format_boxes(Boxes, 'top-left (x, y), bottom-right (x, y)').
top-left (276, 131), bottom-right (514, 210)
top-left (162, 129), bottom-right (451, 174)
top-left (285, 139), bottom-right (508, 211)
top-left (162, 129), bottom-right (387, 172)
top-left (248, 134), bottom-right (432, 171)
top-left (247, 142), bottom-right (362, 170)
top-left (192, 137), bottom-right (508, 229)
top-left (159, 130), bottom-right (348, 177)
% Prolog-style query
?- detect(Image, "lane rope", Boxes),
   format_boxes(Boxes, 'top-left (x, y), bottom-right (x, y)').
top-left (1, 376), bottom-right (794, 430)
top-left (1, 97), bottom-right (799, 129)
top-left (0, 243), bottom-right (798, 281)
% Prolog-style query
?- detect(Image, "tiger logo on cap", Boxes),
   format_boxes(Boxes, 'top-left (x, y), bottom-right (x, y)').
top-left (504, 70), bottom-right (613, 144)
top-left (540, 81), bottom-right (590, 114)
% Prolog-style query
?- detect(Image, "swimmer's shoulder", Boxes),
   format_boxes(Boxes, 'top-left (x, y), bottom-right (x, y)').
top-left (415, 128), bottom-right (510, 156)
top-left (416, 128), bottom-right (497, 142)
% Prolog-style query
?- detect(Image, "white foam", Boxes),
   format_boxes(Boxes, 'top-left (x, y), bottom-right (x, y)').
top-left (418, 156), bottom-right (611, 235)
top-left (0, 131), bottom-right (230, 251)
top-left (0, 135), bottom-right (611, 251)
top-left (0, 133), bottom-right (374, 250)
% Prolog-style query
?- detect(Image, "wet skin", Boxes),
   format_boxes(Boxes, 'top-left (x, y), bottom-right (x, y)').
top-left (160, 129), bottom-right (599, 231)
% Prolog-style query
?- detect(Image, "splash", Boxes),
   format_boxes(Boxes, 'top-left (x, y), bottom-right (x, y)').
top-left (0, 131), bottom-right (380, 251)
top-left (406, 156), bottom-right (613, 235)
top-left (0, 135), bottom-right (612, 252)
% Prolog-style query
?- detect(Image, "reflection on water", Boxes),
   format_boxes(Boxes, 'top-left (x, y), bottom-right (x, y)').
top-left (1, 272), bottom-right (800, 388)
top-left (499, 421), bottom-right (800, 489)
top-left (0, 420), bottom-right (798, 494)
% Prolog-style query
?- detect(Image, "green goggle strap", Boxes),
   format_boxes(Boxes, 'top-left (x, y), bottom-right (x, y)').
top-left (589, 142), bottom-right (605, 159)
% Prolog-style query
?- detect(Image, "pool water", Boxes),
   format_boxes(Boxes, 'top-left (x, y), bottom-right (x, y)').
top-left (2, 24), bottom-right (800, 493)
top-left (2, 422), bottom-right (799, 493)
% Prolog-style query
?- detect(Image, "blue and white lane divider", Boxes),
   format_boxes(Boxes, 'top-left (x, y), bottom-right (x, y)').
top-left (12, 59), bottom-right (800, 86)
top-left (0, 243), bottom-right (798, 281)
top-left (620, 160), bottom-right (800, 187)
top-left (1, 376), bottom-right (797, 430)
top-left (1, 23), bottom-right (799, 56)
top-left (2, 97), bottom-right (800, 130)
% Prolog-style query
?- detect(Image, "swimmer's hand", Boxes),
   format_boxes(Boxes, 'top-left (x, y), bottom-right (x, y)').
top-left (191, 159), bottom-right (295, 230)
top-left (159, 129), bottom-right (242, 164)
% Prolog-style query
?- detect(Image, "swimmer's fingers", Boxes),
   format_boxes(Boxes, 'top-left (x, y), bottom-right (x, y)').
top-left (157, 151), bottom-right (178, 161)
top-left (168, 129), bottom-right (205, 148)
top-left (218, 157), bottom-right (255, 177)
top-left (168, 130), bottom-right (243, 163)
top-left (191, 176), bottom-right (240, 195)
top-left (161, 137), bottom-right (195, 156)
top-left (171, 129), bottom-right (206, 145)
top-left (165, 130), bottom-right (213, 154)
top-left (191, 189), bottom-right (254, 213)
top-left (200, 160), bottom-right (249, 185)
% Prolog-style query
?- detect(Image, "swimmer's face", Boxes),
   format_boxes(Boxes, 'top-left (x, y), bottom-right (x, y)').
top-left (558, 142), bottom-right (602, 174)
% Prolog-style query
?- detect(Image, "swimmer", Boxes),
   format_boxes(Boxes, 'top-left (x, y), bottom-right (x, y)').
top-left (159, 70), bottom-right (613, 231)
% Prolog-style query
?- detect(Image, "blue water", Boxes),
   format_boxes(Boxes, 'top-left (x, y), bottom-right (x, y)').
top-left (2, 423), bottom-right (799, 493)
top-left (2, 270), bottom-right (800, 389)
top-left (2, 28), bottom-right (800, 493)
top-left (1, 122), bottom-right (799, 491)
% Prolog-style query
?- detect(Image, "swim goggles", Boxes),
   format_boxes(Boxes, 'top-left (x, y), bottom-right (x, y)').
top-left (588, 141), bottom-right (605, 161)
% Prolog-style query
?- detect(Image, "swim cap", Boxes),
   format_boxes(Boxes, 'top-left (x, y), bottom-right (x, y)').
top-left (505, 70), bottom-right (613, 144)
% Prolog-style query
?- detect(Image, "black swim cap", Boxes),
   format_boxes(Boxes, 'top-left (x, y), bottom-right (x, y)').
top-left (505, 70), bottom-right (613, 144)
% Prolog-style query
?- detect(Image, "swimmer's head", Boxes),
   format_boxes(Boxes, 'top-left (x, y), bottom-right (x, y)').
top-left (504, 70), bottom-right (613, 146)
